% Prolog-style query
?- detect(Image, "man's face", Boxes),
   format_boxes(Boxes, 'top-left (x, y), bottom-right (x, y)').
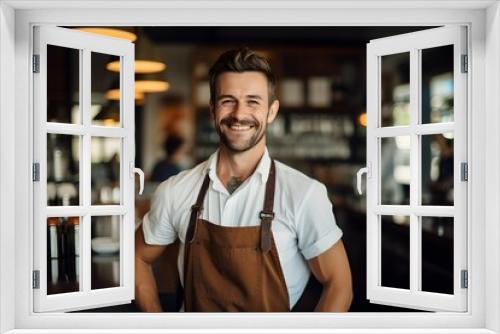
top-left (211, 71), bottom-right (279, 153)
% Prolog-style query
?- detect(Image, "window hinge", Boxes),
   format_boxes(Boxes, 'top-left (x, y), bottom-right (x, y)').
top-left (33, 163), bottom-right (40, 182)
top-left (32, 55), bottom-right (40, 73)
top-left (461, 270), bottom-right (468, 289)
top-left (32, 270), bottom-right (40, 289)
top-left (461, 54), bottom-right (468, 73)
top-left (461, 162), bottom-right (468, 181)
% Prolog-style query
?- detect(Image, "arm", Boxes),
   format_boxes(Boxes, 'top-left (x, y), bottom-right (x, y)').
top-left (134, 226), bottom-right (167, 312)
top-left (307, 239), bottom-right (353, 312)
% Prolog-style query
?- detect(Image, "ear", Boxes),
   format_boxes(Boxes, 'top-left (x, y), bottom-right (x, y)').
top-left (267, 99), bottom-right (279, 124)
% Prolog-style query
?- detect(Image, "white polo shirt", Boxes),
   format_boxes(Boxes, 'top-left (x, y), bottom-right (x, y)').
top-left (142, 148), bottom-right (343, 309)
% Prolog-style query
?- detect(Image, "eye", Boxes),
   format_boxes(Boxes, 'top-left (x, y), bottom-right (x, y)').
top-left (221, 99), bottom-right (235, 105)
top-left (248, 100), bottom-right (259, 105)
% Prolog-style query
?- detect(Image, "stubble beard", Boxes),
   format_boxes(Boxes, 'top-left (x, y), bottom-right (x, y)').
top-left (216, 113), bottom-right (268, 153)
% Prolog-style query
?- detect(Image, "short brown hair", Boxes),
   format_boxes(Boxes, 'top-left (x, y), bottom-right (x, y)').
top-left (208, 47), bottom-right (276, 106)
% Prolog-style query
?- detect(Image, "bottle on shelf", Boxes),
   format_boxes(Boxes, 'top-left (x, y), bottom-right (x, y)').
top-left (47, 182), bottom-right (57, 206)
top-left (47, 217), bottom-right (66, 293)
top-left (52, 135), bottom-right (68, 183)
top-left (331, 76), bottom-right (346, 104)
top-left (65, 217), bottom-right (79, 256)
top-left (47, 217), bottom-right (61, 259)
top-left (65, 216), bottom-right (80, 284)
top-left (57, 183), bottom-right (77, 206)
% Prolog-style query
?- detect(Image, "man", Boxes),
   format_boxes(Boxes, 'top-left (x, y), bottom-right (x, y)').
top-left (135, 47), bottom-right (353, 312)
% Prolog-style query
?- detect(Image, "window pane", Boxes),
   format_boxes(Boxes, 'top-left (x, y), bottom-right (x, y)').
top-left (47, 134), bottom-right (80, 206)
top-left (381, 215), bottom-right (410, 289)
top-left (421, 216), bottom-right (454, 294)
top-left (421, 45), bottom-right (454, 123)
top-left (380, 136), bottom-right (410, 205)
top-left (47, 216), bottom-right (80, 295)
top-left (47, 45), bottom-right (80, 124)
top-left (91, 216), bottom-right (121, 290)
top-left (91, 52), bottom-right (120, 127)
top-left (381, 52), bottom-right (410, 127)
top-left (91, 137), bottom-right (121, 205)
top-left (421, 133), bottom-right (454, 206)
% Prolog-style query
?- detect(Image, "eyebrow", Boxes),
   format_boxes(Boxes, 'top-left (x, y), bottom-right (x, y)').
top-left (246, 95), bottom-right (263, 100)
top-left (216, 95), bottom-right (235, 101)
top-left (216, 94), bottom-right (263, 101)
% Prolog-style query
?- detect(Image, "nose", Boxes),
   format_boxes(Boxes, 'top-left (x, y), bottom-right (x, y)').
top-left (231, 100), bottom-right (246, 120)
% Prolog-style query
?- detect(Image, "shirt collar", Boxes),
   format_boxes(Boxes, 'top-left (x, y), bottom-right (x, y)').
top-left (204, 147), bottom-right (271, 185)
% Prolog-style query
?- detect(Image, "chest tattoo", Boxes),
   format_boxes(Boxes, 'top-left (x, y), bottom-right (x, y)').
top-left (226, 176), bottom-right (243, 194)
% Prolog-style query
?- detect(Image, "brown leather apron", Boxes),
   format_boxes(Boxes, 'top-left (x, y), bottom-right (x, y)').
top-left (182, 159), bottom-right (293, 312)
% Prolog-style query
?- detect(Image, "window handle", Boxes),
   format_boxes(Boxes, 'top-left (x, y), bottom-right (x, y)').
top-left (356, 162), bottom-right (371, 195)
top-left (130, 162), bottom-right (144, 195)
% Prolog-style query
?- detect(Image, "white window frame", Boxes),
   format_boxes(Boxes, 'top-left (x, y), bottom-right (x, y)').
top-left (366, 26), bottom-right (468, 312)
top-left (32, 26), bottom-right (136, 312)
top-left (0, 1), bottom-right (499, 333)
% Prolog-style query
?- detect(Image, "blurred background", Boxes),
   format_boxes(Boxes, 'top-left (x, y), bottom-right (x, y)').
top-left (46, 26), bottom-right (455, 312)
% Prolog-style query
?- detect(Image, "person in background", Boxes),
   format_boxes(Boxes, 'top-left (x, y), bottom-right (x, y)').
top-left (150, 135), bottom-right (188, 183)
top-left (143, 134), bottom-right (189, 312)
top-left (135, 47), bottom-right (353, 312)
top-left (157, 94), bottom-right (194, 151)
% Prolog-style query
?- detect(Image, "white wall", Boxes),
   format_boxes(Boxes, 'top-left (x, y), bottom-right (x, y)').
top-left (485, 2), bottom-right (500, 332)
top-left (0, 2), bottom-right (16, 333)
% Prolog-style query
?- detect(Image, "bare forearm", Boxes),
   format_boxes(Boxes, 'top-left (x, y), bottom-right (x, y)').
top-left (134, 257), bottom-right (163, 312)
top-left (314, 283), bottom-right (353, 312)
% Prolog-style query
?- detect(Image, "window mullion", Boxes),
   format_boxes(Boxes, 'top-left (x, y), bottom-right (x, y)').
top-left (81, 48), bottom-right (91, 293)
top-left (121, 47), bottom-right (135, 293)
top-left (409, 48), bottom-right (421, 293)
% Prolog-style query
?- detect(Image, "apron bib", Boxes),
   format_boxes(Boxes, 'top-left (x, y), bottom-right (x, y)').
top-left (181, 159), bottom-right (320, 312)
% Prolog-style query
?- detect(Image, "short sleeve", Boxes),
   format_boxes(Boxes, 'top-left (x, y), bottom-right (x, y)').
top-left (296, 181), bottom-right (343, 260)
top-left (142, 180), bottom-right (177, 245)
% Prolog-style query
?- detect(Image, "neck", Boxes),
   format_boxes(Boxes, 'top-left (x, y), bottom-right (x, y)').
top-left (216, 141), bottom-right (266, 186)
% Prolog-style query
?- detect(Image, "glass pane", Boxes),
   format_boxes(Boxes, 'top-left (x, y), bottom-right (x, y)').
top-left (381, 215), bottom-right (410, 289)
top-left (91, 52), bottom-right (121, 127)
top-left (91, 216), bottom-right (121, 290)
top-left (421, 216), bottom-right (454, 294)
top-left (421, 133), bottom-right (454, 206)
top-left (47, 134), bottom-right (80, 206)
top-left (381, 52), bottom-right (410, 127)
top-left (47, 45), bottom-right (80, 124)
top-left (421, 45), bottom-right (454, 123)
top-left (91, 137), bottom-right (121, 205)
top-left (47, 216), bottom-right (80, 295)
top-left (380, 136), bottom-right (410, 205)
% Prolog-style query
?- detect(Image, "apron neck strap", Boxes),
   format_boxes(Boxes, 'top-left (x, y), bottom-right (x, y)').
top-left (186, 173), bottom-right (211, 243)
top-left (187, 158), bottom-right (277, 249)
top-left (260, 159), bottom-right (276, 252)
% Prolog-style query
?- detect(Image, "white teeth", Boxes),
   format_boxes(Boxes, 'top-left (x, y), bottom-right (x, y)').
top-left (229, 124), bottom-right (252, 131)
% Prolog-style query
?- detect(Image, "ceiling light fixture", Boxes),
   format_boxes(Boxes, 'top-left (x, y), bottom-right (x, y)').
top-left (135, 80), bottom-right (170, 93)
top-left (105, 89), bottom-right (145, 101)
top-left (107, 60), bottom-right (166, 74)
top-left (75, 27), bottom-right (137, 42)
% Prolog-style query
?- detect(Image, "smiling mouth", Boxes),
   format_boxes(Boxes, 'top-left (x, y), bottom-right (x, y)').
top-left (228, 124), bottom-right (254, 131)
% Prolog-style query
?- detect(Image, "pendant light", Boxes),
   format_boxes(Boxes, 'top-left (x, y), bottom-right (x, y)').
top-left (132, 29), bottom-right (169, 94)
top-left (105, 88), bottom-right (145, 101)
top-left (75, 27), bottom-right (137, 42)
top-left (104, 27), bottom-right (169, 93)
top-left (104, 27), bottom-right (167, 75)
top-left (135, 79), bottom-right (169, 93)
top-left (86, 27), bottom-right (169, 99)
top-left (106, 59), bottom-right (166, 74)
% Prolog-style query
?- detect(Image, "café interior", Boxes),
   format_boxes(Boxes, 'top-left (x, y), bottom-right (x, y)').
top-left (45, 26), bottom-right (454, 312)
